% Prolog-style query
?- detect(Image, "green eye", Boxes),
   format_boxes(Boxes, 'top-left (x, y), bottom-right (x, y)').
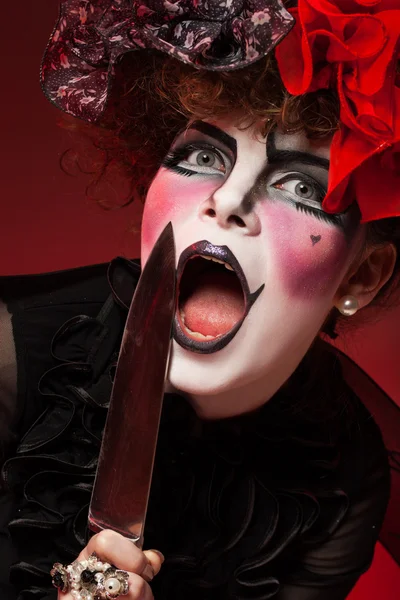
top-left (274, 177), bottom-right (323, 204)
top-left (162, 143), bottom-right (229, 177)
top-left (186, 149), bottom-right (225, 173)
top-left (196, 151), bottom-right (216, 167)
top-left (271, 174), bottom-right (343, 228)
top-left (294, 181), bottom-right (315, 199)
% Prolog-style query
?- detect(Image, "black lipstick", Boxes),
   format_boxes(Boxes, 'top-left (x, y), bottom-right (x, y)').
top-left (174, 240), bottom-right (264, 354)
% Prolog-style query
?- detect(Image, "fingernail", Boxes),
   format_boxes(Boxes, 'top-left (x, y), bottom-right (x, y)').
top-left (142, 564), bottom-right (155, 582)
top-left (149, 549), bottom-right (165, 563)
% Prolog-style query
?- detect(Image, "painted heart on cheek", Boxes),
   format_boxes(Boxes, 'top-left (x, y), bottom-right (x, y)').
top-left (263, 202), bottom-right (349, 299)
top-left (310, 235), bottom-right (322, 246)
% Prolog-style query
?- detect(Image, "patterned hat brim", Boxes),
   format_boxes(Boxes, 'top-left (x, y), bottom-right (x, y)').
top-left (40, 0), bottom-right (295, 123)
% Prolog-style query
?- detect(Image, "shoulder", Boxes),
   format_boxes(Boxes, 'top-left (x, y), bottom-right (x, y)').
top-left (282, 420), bottom-right (389, 593)
top-left (0, 300), bottom-right (17, 458)
top-left (0, 259), bottom-right (140, 453)
top-left (0, 262), bottom-right (109, 458)
top-left (0, 261), bottom-right (113, 308)
top-left (277, 344), bottom-right (391, 594)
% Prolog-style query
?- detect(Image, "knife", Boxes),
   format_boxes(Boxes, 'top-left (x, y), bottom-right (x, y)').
top-left (88, 222), bottom-right (176, 546)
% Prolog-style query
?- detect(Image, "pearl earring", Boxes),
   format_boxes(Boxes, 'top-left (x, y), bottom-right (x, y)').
top-left (336, 295), bottom-right (359, 316)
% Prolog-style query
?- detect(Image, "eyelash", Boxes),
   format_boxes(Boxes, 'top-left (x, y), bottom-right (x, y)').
top-left (162, 143), bottom-right (227, 177)
top-left (272, 173), bottom-right (342, 228)
top-left (295, 203), bottom-right (342, 227)
top-left (162, 145), bottom-right (342, 228)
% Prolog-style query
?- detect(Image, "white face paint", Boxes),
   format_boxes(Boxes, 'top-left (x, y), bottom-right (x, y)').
top-left (141, 121), bottom-right (364, 419)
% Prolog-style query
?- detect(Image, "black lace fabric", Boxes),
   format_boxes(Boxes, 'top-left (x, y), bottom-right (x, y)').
top-left (0, 258), bottom-right (391, 600)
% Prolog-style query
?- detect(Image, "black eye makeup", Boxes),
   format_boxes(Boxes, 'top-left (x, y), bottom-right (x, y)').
top-left (162, 142), bottom-right (230, 178)
top-left (270, 172), bottom-right (343, 228)
top-left (265, 132), bottom-right (344, 228)
top-left (162, 121), bottom-right (237, 179)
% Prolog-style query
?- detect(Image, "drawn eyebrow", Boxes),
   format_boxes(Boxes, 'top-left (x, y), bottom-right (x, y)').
top-left (267, 132), bottom-right (330, 170)
top-left (189, 121), bottom-right (238, 156)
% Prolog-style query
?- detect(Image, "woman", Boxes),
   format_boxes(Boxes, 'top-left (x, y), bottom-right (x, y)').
top-left (1, 0), bottom-right (399, 599)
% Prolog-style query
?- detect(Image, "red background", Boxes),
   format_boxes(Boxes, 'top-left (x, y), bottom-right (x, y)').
top-left (1, 2), bottom-right (399, 597)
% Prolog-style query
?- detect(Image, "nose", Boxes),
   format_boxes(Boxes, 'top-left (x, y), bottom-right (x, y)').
top-left (199, 179), bottom-right (261, 236)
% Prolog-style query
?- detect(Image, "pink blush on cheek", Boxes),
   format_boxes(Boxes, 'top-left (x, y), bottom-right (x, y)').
top-left (264, 202), bottom-right (350, 299)
top-left (141, 171), bottom-right (217, 258)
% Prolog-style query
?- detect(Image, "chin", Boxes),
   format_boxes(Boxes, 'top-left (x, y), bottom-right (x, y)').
top-left (166, 313), bottom-right (326, 419)
top-left (166, 339), bottom-right (284, 420)
top-left (167, 341), bottom-right (233, 397)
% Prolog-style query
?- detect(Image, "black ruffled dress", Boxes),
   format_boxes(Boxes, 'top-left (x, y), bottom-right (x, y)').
top-left (0, 258), bottom-right (396, 600)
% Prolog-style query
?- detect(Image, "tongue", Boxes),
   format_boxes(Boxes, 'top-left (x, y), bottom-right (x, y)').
top-left (181, 271), bottom-right (244, 337)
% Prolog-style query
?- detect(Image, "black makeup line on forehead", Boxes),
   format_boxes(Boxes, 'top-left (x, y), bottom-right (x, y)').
top-left (267, 132), bottom-right (330, 171)
top-left (190, 121), bottom-right (237, 155)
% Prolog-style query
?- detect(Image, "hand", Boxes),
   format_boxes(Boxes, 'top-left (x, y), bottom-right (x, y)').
top-left (58, 529), bottom-right (164, 600)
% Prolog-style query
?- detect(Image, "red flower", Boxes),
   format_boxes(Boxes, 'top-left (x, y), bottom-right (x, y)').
top-left (275, 0), bottom-right (400, 222)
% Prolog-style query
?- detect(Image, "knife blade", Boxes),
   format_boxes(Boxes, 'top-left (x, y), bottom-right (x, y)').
top-left (88, 222), bottom-right (176, 546)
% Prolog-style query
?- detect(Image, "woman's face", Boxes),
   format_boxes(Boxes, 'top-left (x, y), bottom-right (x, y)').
top-left (141, 121), bottom-right (364, 418)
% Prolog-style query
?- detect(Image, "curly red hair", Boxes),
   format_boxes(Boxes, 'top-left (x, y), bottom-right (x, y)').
top-left (60, 50), bottom-right (340, 210)
top-left (59, 45), bottom-right (399, 317)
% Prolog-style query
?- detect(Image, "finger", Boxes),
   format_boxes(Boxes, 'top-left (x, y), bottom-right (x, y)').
top-left (77, 530), bottom-right (148, 576)
top-left (143, 550), bottom-right (164, 578)
top-left (128, 573), bottom-right (154, 599)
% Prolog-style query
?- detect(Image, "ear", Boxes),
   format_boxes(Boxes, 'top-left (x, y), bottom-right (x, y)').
top-left (334, 243), bottom-right (397, 310)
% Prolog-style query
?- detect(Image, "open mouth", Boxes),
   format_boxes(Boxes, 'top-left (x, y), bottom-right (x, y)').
top-left (173, 240), bottom-right (264, 354)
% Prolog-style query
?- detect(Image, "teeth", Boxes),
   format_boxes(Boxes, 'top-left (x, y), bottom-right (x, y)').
top-left (184, 327), bottom-right (216, 341)
top-left (179, 309), bottom-right (220, 341)
top-left (202, 255), bottom-right (234, 271)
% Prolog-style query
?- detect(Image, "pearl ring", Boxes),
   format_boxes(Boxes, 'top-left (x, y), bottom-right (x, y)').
top-left (51, 552), bottom-right (129, 599)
